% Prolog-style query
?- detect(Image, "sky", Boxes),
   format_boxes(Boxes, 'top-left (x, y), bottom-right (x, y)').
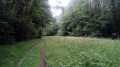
top-left (48, 0), bottom-right (70, 17)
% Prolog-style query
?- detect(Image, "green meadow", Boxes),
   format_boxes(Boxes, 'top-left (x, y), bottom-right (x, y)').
top-left (45, 36), bottom-right (120, 67)
top-left (0, 36), bottom-right (120, 67)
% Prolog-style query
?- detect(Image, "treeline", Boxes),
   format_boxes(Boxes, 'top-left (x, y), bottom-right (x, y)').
top-left (0, 0), bottom-right (52, 44)
top-left (61, 0), bottom-right (120, 38)
top-left (44, 22), bottom-right (59, 36)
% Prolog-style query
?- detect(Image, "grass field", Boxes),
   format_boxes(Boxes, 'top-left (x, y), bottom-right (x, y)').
top-left (45, 36), bottom-right (120, 67)
top-left (0, 39), bottom-right (41, 67)
top-left (0, 36), bottom-right (120, 67)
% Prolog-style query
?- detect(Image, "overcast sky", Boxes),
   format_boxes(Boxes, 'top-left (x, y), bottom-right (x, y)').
top-left (48, 0), bottom-right (70, 17)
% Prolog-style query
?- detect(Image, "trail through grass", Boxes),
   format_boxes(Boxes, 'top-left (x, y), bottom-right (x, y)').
top-left (19, 38), bottom-right (46, 67)
top-left (0, 39), bottom-right (40, 67)
top-left (45, 36), bottom-right (120, 67)
top-left (0, 36), bottom-right (120, 67)
top-left (19, 42), bottom-right (43, 67)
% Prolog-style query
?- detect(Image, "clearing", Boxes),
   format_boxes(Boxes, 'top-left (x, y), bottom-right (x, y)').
top-left (0, 36), bottom-right (120, 67)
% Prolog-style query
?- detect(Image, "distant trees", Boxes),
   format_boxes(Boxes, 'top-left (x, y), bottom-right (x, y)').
top-left (61, 0), bottom-right (120, 38)
top-left (44, 21), bottom-right (60, 36)
top-left (0, 0), bottom-right (52, 44)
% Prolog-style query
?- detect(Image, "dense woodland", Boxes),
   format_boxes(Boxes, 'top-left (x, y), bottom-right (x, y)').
top-left (60, 0), bottom-right (120, 38)
top-left (0, 0), bottom-right (52, 44)
top-left (0, 0), bottom-right (120, 44)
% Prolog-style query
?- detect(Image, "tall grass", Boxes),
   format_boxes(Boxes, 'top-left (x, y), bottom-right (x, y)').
top-left (0, 39), bottom-right (40, 67)
top-left (45, 36), bottom-right (120, 67)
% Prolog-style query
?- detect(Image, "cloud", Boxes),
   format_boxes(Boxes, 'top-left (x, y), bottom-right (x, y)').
top-left (49, 0), bottom-right (70, 17)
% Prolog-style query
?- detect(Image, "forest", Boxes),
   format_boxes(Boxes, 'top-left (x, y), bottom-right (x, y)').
top-left (0, 0), bottom-right (120, 67)
top-left (0, 0), bottom-right (120, 44)
top-left (0, 0), bottom-right (52, 44)
top-left (59, 0), bottom-right (120, 38)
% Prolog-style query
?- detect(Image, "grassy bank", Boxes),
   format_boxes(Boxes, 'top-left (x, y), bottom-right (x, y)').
top-left (0, 39), bottom-right (40, 67)
top-left (45, 36), bottom-right (120, 67)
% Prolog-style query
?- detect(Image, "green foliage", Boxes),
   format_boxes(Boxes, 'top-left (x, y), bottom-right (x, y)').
top-left (0, 0), bottom-right (52, 44)
top-left (61, 0), bottom-right (120, 38)
top-left (44, 22), bottom-right (60, 36)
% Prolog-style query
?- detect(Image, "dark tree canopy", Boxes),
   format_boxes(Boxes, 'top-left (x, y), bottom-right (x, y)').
top-left (0, 0), bottom-right (53, 44)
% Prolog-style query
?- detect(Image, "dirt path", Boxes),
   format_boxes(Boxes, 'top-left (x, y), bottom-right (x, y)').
top-left (15, 39), bottom-right (47, 67)
top-left (39, 43), bottom-right (46, 67)
top-left (16, 41), bottom-right (40, 67)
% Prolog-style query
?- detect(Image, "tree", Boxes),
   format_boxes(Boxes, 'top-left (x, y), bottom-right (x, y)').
top-left (0, 0), bottom-right (52, 44)
top-left (60, 0), bottom-right (120, 38)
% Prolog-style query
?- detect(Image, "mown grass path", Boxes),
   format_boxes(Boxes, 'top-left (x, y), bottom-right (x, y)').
top-left (39, 43), bottom-right (46, 67)
top-left (16, 41), bottom-right (41, 67)
top-left (18, 38), bottom-right (45, 67)
top-left (0, 39), bottom-right (40, 67)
